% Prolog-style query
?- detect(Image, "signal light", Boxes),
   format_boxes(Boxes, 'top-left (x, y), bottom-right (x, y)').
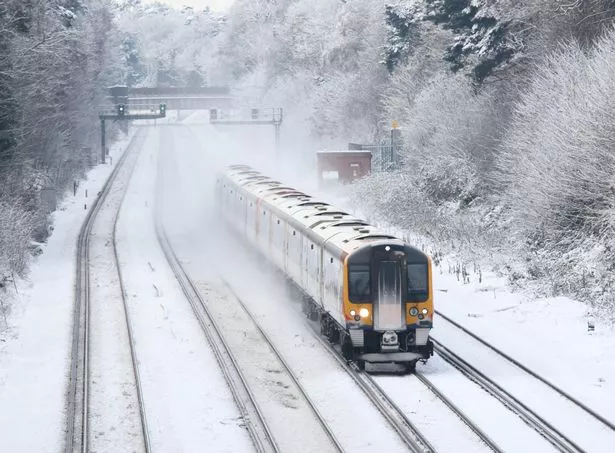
top-left (117, 104), bottom-right (125, 117)
top-left (159, 103), bottom-right (166, 116)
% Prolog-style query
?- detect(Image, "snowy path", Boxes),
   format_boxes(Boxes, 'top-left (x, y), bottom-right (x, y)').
top-left (114, 126), bottom-right (253, 452)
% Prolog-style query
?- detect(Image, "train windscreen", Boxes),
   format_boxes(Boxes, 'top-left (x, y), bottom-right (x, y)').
top-left (349, 264), bottom-right (371, 302)
top-left (407, 263), bottom-right (429, 302)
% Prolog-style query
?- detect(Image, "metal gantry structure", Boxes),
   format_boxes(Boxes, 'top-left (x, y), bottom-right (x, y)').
top-left (209, 108), bottom-right (284, 155)
top-left (98, 103), bottom-right (166, 164)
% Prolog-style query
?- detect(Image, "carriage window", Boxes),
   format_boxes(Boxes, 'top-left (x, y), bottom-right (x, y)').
top-left (349, 264), bottom-right (371, 302)
top-left (407, 264), bottom-right (429, 302)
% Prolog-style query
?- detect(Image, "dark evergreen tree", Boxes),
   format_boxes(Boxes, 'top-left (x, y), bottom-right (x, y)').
top-left (384, 3), bottom-right (422, 73)
top-left (424, 0), bottom-right (517, 82)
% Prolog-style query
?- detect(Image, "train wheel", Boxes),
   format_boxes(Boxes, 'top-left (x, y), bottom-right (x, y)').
top-left (320, 316), bottom-right (328, 336)
top-left (341, 335), bottom-right (353, 362)
top-left (328, 326), bottom-right (340, 344)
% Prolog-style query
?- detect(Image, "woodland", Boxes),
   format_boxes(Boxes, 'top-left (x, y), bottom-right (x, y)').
top-left (2, 0), bottom-right (615, 319)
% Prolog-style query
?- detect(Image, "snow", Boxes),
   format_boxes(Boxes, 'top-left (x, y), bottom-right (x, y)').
top-left (1, 119), bottom-right (615, 452)
top-left (88, 130), bottom-right (146, 452)
top-left (162, 123), bottom-right (411, 451)
top-left (433, 264), bottom-right (615, 421)
top-left (0, 131), bottom-right (134, 452)
top-left (375, 374), bottom-right (493, 453)
top-left (115, 126), bottom-right (253, 452)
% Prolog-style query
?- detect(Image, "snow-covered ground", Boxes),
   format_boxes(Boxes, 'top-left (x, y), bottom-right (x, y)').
top-left (434, 266), bottom-right (615, 427)
top-left (162, 124), bottom-right (411, 452)
top-left (2, 117), bottom-right (615, 452)
top-left (186, 119), bottom-right (615, 450)
top-left (114, 126), bottom-right (253, 452)
top-left (88, 129), bottom-right (145, 452)
top-left (0, 131), bottom-right (134, 451)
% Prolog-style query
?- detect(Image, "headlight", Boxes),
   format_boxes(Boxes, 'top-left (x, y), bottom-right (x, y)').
top-left (359, 308), bottom-right (369, 318)
top-left (409, 307), bottom-right (419, 316)
top-left (350, 309), bottom-right (356, 317)
top-left (422, 308), bottom-right (428, 315)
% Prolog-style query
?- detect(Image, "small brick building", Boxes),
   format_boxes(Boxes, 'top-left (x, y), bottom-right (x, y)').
top-left (316, 149), bottom-right (372, 185)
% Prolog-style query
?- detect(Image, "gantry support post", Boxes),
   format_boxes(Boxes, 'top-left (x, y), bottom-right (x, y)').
top-left (100, 118), bottom-right (106, 164)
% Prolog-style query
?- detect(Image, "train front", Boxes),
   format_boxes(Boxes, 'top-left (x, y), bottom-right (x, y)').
top-left (343, 241), bottom-right (434, 369)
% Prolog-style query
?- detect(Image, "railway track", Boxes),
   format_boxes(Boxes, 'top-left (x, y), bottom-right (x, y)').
top-left (413, 371), bottom-right (502, 452)
top-left (65, 129), bottom-right (149, 453)
top-left (434, 311), bottom-right (615, 453)
top-left (111, 139), bottom-right (152, 453)
top-left (304, 321), bottom-right (437, 453)
top-left (154, 157), bottom-right (343, 453)
top-left (155, 224), bottom-right (279, 453)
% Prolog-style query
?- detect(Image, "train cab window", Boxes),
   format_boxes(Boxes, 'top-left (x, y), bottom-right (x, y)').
top-left (349, 264), bottom-right (371, 302)
top-left (407, 264), bottom-right (429, 302)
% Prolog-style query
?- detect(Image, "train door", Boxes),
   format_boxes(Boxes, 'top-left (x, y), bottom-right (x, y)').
top-left (373, 252), bottom-right (405, 331)
top-left (240, 194), bottom-right (247, 234)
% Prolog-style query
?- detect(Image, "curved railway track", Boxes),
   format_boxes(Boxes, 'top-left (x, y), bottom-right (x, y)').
top-left (434, 311), bottom-right (615, 453)
top-left (111, 142), bottom-right (152, 453)
top-left (154, 152), bottom-right (343, 453)
top-left (65, 129), bottom-right (149, 453)
top-left (155, 221), bottom-right (279, 453)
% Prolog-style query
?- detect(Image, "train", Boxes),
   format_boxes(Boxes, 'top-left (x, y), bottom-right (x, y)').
top-left (216, 164), bottom-right (434, 371)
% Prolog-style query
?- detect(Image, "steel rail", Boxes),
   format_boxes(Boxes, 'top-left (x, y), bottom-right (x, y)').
top-left (221, 280), bottom-right (346, 453)
top-left (111, 133), bottom-right (152, 453)
top-left (66, 129), bottom-right (142, 453)
top-left (414, 372), bottom-right (503, 452)
top-left (154, 151), bottom-right (279, 453)
top-left (435, 310), bottom-right (615, 433)
top-left (433, 340), bottom-right (582, 453)
top-left (305, 321), bottom-right (436, 453)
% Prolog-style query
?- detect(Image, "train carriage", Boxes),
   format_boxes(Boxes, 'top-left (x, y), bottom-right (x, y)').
top-left (216, 165), bottom-right (434, 371)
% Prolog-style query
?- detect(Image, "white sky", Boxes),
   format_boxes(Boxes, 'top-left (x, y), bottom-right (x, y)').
top-left (142, 0), bottom-right (234, 12)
